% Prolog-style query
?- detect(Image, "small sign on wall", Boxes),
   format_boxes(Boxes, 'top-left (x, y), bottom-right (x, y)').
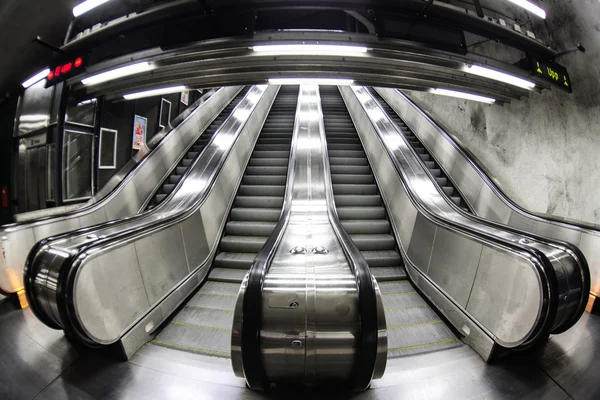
top-left (181, 91), bottom-right (189, 106)
top-left (132, 115), bottom-right (147, 150)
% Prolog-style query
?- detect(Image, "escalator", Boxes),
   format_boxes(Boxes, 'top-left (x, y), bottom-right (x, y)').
top-left (152, 86), bottom-right (299, 357)
top-left (147, 87), bottom-right (250, 208)
top-left (369, 89), bottom-right (470, 211)
top-left (320, 86), bottom-right (460, 358)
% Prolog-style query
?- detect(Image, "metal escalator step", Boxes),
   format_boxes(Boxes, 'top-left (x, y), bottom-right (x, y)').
top-left (175, 166), bottom-right (187, 175)
top-left (155, 194), bottom-right (166, 203)
top-left (245, 166), bottom-right (288, 175)
top-left (419, 154), bottom-right (431, 162)
top-left (442, 186), bottom-right (455, 197)
top-left (162, 184), bottom-right (175, 193)
top-left (242, 175), bottom-right (287, 186)
top-left (237, 185), bottom-right (285, 196)
top-left (326, 137), bottom-right (361, 144)
top-left (187, 151), bottom-right (199, 159)
top-left (235, 196), bottom-right (284, 208)
top-left (414, 147), bottom-right (426, 154)
top-left (334, 194), bottom-right (381, 207)
top-left (326, 143), bottom-right (364, 151)
top-left (229, 207), bottom-right (282, 222)
top-left (154, 319), bottom-right (231, 358)
top-left (332, 184), bottom-right (378, 195)
top-left (252, 150), bottom-right (290, 158)
top-left (213, 252), bottom-right (256, 269)
top-left (350, 234), bottom-right (396, 251)
top-left (370, 266), bottom-right (407, 281)
top-left (249, 158), bottom-right (289, 166)
top-left (430, 168), bottom-right (442, 177)
top-left (191, 145), bottom-right (203, 152)
top-left (362, 250), bottom-right (403, 267)
top-left (340, 219), bottom-right (390, 234)
top-left (226, 221), bottom-right (277, 236)
top-left (169, 174), bottom-right (182, 184)
top-left (331, 174), bottom-right (374, 185)
top-left (181, 159), bottom-right (192, 167)
top-left (425, 161), bottom-right (435, 169)
top-left (330, 165), bottom-right (372, 175)
top-left (385, 305), bottom-right (441, 327)
top-left (337, 206), bottom-right (385, 219)
top-left (220, 236), bottom-right (267, 253)
top-left (208, 268), bottom-right (248, 283)
top-left (435, 177), bottom-right (448, 186)
top-left (450, 196), bottom-right (461, 206)
top-left (328, 157), bottom-right (369, 166)
top-left (387, 319), bottom-right (459, 358)
top-left (378, 280), bottom-right (414, 294)
top-left (328, 150), bottom-right (365, 158)
top-left (171, 305), bottom-right (234, 328)
top-left (197, 281), bottom-right (241, 296)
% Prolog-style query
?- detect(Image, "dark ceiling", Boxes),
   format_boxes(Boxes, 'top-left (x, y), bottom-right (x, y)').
top-left (0, 0), bottom-right (78, 97)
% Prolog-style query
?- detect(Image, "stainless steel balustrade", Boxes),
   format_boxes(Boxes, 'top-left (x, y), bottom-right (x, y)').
top-left (24, 85), bottom-right (277, 357)
top-left (0, 86), bottom-right (240, 296)
top-left (341, 86), bottom-right (589, 360)
top-left (375, 87), bottom-right (600, 300)
top-left (232, 85), bottom-right (386, 390)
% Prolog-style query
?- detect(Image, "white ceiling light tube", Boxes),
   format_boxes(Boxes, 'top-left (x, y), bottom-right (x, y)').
top-left (73, 0), bottom-right (113, 17)
top-left (253, 44), bottom-right (368, 56)
top-left (431, 88), bottom-right (496, 104)
top-left (465, 65), bottom-right (536, 89)
top-left (82, 62), bottom-right (153, 86)
top-left (268, 78), bottom-right (354, 86)
top-left (124, 86), bottom-right (187, 100)
top-left (505, 0), bottom-right (546, 19)
top-left (22, 69), bottom-right (50, 88)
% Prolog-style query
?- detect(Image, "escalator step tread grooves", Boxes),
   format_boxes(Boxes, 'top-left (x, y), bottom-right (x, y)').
top-left (153, 85), bottom-right (299, 358)
top-left (320, 85), bottom-right (460, 359)
top-left (369, 89), bottom-right (469, 212)
top-left (147, 87), bottom-right (251, 209)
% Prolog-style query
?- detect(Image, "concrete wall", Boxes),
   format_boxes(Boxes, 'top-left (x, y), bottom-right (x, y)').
top-left (405, 0), bottom-right (600, 225)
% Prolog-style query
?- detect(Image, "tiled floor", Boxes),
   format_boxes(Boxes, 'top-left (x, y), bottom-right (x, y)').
top-left (1, 295), bottom-right (598, 400)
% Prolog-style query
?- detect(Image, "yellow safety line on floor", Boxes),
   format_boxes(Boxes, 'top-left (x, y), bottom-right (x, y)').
top-left (152, 339), bottom-right (230, 357)
top-left (172, 321), bottom-right (232, 331)
top-left (183, 305), bottom-right (234, 312)
top-left (388, 319), bottom-right (442, 329)
top-left (388, 338), bottom-right (460, 353)
top-left (384, 304), bottom-right (429, 311)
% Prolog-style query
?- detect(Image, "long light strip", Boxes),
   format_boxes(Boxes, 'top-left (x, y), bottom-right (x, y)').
top-left (22, 69), bottom-right (50, 88)
top-left (253, 44), bottom-right (368, 56)
top-left (465, 65), bottom-right (536, 89)
top-left (505, 0), bottom-right (546, 19)
top-left (73, 0), bottom-right (113, 17)
top-left (268, 78), bottom-right (354, 86)
top-left (431, 89), bottom-right (496, 104)
top-left (124, 86), bottom-right (187, 100)
top-left (81, 62), bottom-right (153, 86)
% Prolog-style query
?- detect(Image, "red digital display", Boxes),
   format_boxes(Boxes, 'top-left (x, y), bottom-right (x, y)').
top-left (46, 56), bottom-right (86, 87)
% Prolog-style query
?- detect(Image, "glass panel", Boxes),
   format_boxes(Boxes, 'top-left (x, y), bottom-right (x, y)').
top-left (66, 98), bottom-right (96, 126)
top-left (46, 144), bottom-right (55, 201)
top-left (62, 130), bottom-right (94, 200)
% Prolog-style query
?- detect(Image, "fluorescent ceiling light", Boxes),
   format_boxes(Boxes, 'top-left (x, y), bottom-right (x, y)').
top-left (465, 65), bottom-right (535, 89)
top-left (505, 0), bottom-right (546, 19)
top-left (77, 98), bottom-right (97, 106)
top-left (431, 89), bottom-right (496, 104)
top-left (73, 0), bottom-right (113, 17)
top-left (124, 86), bottom-right (187, 100)
top-left (268, 78), bottom-right (354, 86)
top-left (82, 62), bottom-right (153, 86)
top-left (22, 69), bottom-right (50, 88)
top-left (253, 44), bottom-right (368, 56)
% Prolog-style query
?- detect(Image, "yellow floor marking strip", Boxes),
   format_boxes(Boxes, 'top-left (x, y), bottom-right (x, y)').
top-left (382, 291), bottom-right (417, 296)
top-left (152, 339), bottom-right (230, 357)
top-left (388, 319), bottom-right (442, 329)
top-left (183, 305), bottom-right (234, 312)
top-left (384, 304), bottom-right (429, 311)
top-left (389, 338), bottom-right (460, 352)
top-left (172, 321), bottom-right (232, 331)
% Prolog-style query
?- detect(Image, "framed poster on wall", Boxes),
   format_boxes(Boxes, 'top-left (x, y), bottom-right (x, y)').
top-left (132, 115), bottom-right (147, 150)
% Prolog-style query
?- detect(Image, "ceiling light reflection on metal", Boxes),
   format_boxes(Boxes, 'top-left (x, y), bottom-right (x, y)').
top-left (22, 69), bottom-right (50, 88)
top-left (73, 0), bottom-right (113, 17)
top-left (505, 0), bottom-right (546, 19)
top-left (253, 44), bottom-right (368, 56)
top-left (465, 65), bottom-right (536, 89)
top-left (269, 78), bottom-right (354, 86)
top-left (82, 62), bottom-right (153, 86)
top-left (431, 89), bottom-right (496, 104)
top-left (123, 86), bottom-right (187, 100)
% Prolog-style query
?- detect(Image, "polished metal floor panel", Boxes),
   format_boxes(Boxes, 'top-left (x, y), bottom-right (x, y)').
top-left (320, 85), bottom-right (461, 359)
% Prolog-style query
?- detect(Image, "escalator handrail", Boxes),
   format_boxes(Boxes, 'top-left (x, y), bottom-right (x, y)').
top-left (2, 87), bottom-right (227, 231)
top-left (24, 85), bottom-right (269, 340)
top-left (347, 86), bottom-right (582, 349)
top-left (370, 89), bottom-right (590, 334)
top-left (391, 88), bottom-right (600, 234)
